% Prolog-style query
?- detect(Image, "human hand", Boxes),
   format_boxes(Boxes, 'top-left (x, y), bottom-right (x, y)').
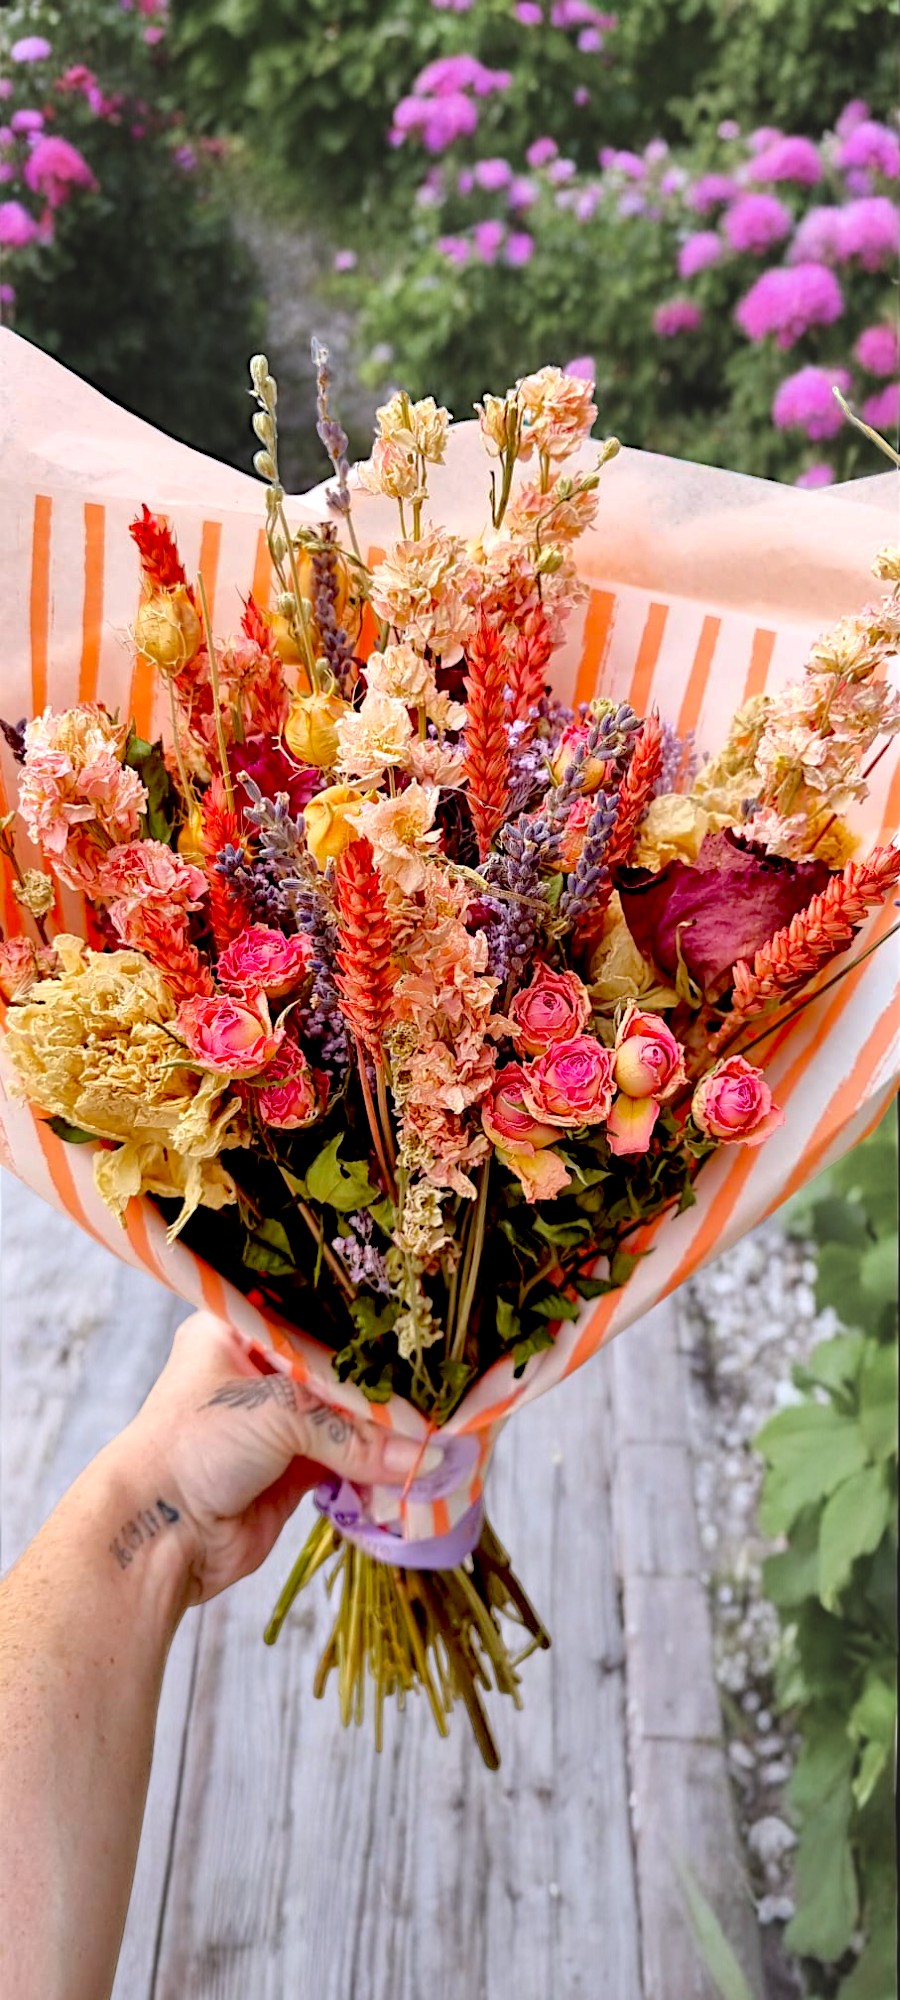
top-left (117, 1311), bottom-right (439, 1604)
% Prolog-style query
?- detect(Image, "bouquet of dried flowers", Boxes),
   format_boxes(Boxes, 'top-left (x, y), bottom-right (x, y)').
top-left (1, 350), bottom-right (898, 1765)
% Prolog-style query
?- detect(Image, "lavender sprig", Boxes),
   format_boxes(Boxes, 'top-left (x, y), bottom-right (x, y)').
top-left (214, 844), bottom-right (293, 928)
top-left (549, 702), bottom-right (639, 822)
top-left (311, 337), bottom-right (352, 522)
top-left (332, 1211), bottom-right (390, 1295)
top-left (484, 812), bottom-right (558, 987)
top-left (559, 790), bottom-right (619, 930)
top-left (654, 720), bottom-right (697, 798)
top-left (312, 525), bottom-right (355, 692)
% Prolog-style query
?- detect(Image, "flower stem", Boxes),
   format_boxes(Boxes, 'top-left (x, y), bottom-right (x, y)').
top-left (167, 677), bottom-right (195, 814)
top-left (451, 1158), bottom-right (490, 1362)
top-left (277, 502), bottom-right (322, 694)
top-left (356, 1040), bottom-right (397, 1201)
top-left (196, 572), bottom-right (234, 814)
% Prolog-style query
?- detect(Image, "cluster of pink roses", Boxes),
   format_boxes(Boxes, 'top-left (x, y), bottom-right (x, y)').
top-left (174, 926), bottom-right (322, 1131)
top-left (482, 964), bottom-right (781, 1198)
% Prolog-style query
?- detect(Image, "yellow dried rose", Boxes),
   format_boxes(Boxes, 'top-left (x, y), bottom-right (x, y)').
top-left (634, 793), bottom-right (711, 870)
top-left (587, 897), bottom-right (678, 1014)
top-left (303, 784), bottom-right (367, 868)
top-left (284, 690), bottom-right (349, 768)
top-left (134, 584), bottom-right (202, 676)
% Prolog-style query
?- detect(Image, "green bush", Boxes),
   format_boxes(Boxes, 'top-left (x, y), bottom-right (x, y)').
top-left (3, 0), bottom-right (262, 466)
top-left (756, 1108), bottom-right (898, 1998)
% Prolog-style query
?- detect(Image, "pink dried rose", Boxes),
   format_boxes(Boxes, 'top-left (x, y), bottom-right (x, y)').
top-left (217, 925), bottom-right (312, 1000)
top-left (607, 1005), bottom-right (687, 1155)
top-left (616, 831), bottom-right (831, 1001)
top-left (522, 1035), bottom-right (615, 1127)
top-left (691, 1056), bottom-right (784, 1146)
top-left (509, 964), bottom-right (591, 1056)
top-left (482, 1063), bottom-right (572, 1201)
top-left (256, 1040), bottom-right (321, 1129)
top-left (175, 993), bottom-right (282, 1077)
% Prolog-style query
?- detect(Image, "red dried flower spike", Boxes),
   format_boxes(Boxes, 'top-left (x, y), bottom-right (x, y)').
top-left (201, 774), bottom-right (252, 950)
top-left (334, 836), bottom-right (396, 1055)
top-left (730, 845), bottom-right (900, 1016)
top-left (140, 909), bottom-right (214, 1006)
top-left (576, 712), bottom-right (664, 946)
top-left (463, 612), bottom-right (511, 862)
top-left (129, 505), bottom-right (188, 592)
top-left (240, 593), bottom-right (277, 657)
top-left (506, 605), bottom-right (552, 735)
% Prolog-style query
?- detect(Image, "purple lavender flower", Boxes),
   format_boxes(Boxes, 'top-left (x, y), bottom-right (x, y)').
top-left (332, 1213), bottom-right (390, 1295)
top-left (559, 790), bottom-right (618, 927)
top-left (653, 722), bottom-right (696, 797)
top-left (723, 193), bottom-right (792, 255)
top-left (311, 338), bottom-right (352, 519)
top-left (484, 815), bottom-right (557, 986)
top-left (735, 263), bottom-right (843, 347)
top-left (772, 365), bottom-right (850, 439)
top-left (677, 230), bottom-right (722, 279)
top-left (312, 527), bottom-right (355, 691)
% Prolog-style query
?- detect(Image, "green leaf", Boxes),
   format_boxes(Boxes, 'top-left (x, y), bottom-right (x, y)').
top-left (674, 1860), bottom-right (755, 2000)
top-left (814, 1242), bottom-right (878, 1332)
top-left (609, 1247), bottom-right (646, 1287)
top-left (857, 1340), bottom-right (898, 1462)
top-left (761, 1511), bottom-right (820, 1609)
top-left (807, 1195), bottom-right (870, 1247)
top-left (819, 1466), bottom-right (890, 1609)
top-left (511, 1324), bottom-right (555, 1376)
top-left (852, 1737), bottom-right (890, 1812)
top-left (534, 1213), bottom-right (593, 1249)
top-left (46, 1116), bottom-right (97, 1145)
top-left (793, 1332), bottom-right (865, 1399)
top-left (756, 1403), bottom-right (869, 1536)
top-left (531, 1289), bottom-right (581, 1321)
top-left (573, 1273), bottom-right (611, 1299)
top-left (242, 1217), bottom-right (296, 1276)
top-left (125, 729), bottom-right (178, 845)
top-left (306, 1135), bottom-right (377, 1212)
top-left (837, 1913), bottom-right (900, 2000)
top-left (495, 1297), bottom-right (521, 1346)
top-left (848, 1668), bottom-right (896, 1808)
top-left (786, 1718), bottom-right (858, 1962)
top-left (860, 1236), bottom-right (897, 1312)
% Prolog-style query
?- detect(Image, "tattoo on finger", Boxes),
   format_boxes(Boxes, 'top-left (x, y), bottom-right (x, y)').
top-left (203, 1378), bottom-right (300, 1413)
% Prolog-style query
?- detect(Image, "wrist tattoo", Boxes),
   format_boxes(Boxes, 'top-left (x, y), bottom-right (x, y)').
top-left (109, 1497), bottom-right (181, 1572)
top-left (203, 1377), bottom-right (300, 1412)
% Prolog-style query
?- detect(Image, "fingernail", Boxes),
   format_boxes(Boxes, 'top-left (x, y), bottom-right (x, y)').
top-left (382, 1436), bottom-right (444, 1477)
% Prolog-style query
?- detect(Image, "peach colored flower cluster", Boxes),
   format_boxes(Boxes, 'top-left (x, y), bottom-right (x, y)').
top-left (516, 365), bottom-right (599, 462)
top-left (369, 528), bottom-right (481, 656)
top-left (18, 704), bottom-right (147, 888)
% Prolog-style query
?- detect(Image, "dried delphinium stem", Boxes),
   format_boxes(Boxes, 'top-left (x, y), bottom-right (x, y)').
top-left (311, 337), bottom-right (361, 561)
top-left (333, 836), bottom-right (397, 1192)
top-left (463, 613), bottom-right (512, 861)
top-left (708, 845), bottom-right (900, 1053)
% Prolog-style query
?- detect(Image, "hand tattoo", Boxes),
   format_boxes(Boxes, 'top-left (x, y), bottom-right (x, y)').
top-left (203, 1378), bottom-right (300, 1413)
top-left (109, 1498), bottom-right (181, 1572)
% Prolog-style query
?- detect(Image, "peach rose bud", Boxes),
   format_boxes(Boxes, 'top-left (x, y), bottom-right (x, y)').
top-left (522, 1035), bottom-right (615, 1128)
top-left (607, 1091), bottom-right (661, 1156)
top-left (175, 993), bottom-right (282, 1077)
top-left (613, 1005), bottom-right (686, 1100)
top-left (691, 1057), bottom-right (784, 1147)
top-left (257, 1042), bottom-right (321, 1129)
top-left (509, 964), bottom-right (591, 1057)
top-left (217, 925), bottom-right (312, 1000)
top-left (283, 691), bottom-right (348, 768)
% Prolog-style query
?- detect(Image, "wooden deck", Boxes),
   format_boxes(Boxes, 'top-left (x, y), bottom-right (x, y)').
top-left (1, 1172), bottom-right (763, 2000)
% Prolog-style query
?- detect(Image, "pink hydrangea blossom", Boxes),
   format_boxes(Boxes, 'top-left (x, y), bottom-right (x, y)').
top-left (788, 204), bottom-right (845, 265)
top-left (862, 382), bottom-right (900, 432)
top-left (526, 136), bottom-right (558, 169)
top-left (564, 354), bottom-right (595, 379)
top-left (505, 230), bottom-right (534, 265)
top-left (416, 54), bottom-right (512, 97)
top-left (10, 36), bottom-right (52, 62)
top-left (11, 109), bottom-right (44, 133)
top-left (653, 297), bottom-right (703, 337)
top-left (685, 172), bottom-right (739, 215)
top-left (718, 119), bottom-right (740, 141)
top-left (835, 100), bottom-right (869, 139)
top-left (836, 119), bottom-right (900, 180)
top-left (392, 91), bottom-right (478, 152)
top-left (677, 230), bottom-right (722, 279)
top-left (333, 248), bottom-right (357, 272)
top-left (748, 127), bottom-right (781, 153)
top-left (838, 196), bottom-right (900, 270)
top-left (854, 323), bottom-right (899, 377)
top-left (749, 135), bottom-right (822, 185)
top-left (0, 200), bottom-right (39, 247)
top-left (724, 192), bottom-right (793, 254)
top-left (508, 173), bottom-right (537, 209)
top-left (547, 156), bottom-right (576, 184)
top-left (437, 233), bottom-right (470, 265)
top-left (516, 1), bottom-right (543, 19)
top-left (474, 156), bottom-right (512, 190)
top-left (794, 463), bottom-right (835, 488)
top-left (772, 365), bottom-right (851, 439)
top-left (473, 217), bottom-right (505, 262)
top-left (735, 263), bottom-right (843, 348)
top-left (0, 282), bottom-right (15, 307)
top-left (24, 134), bottom-right (97, 208)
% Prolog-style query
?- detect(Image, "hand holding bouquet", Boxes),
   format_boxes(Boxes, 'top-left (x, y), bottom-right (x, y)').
top-left (1, 345), bottom-right (898, 1765)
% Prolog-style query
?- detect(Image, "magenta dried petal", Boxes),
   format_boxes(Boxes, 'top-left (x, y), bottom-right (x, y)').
top-left (616, 831), bottom-right (831, 999)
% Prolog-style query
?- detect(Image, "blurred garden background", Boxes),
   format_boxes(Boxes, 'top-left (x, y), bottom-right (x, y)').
top-left (1, 4), bottom-right (896, 1996)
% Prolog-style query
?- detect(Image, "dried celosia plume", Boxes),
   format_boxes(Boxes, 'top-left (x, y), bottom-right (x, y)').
top-left (506, 604), bottom-right (553, 734)
top-left (730, 844), bottom-right (900, 1017)
top-left (128, 505), bottom-right (189, 591)
top-left (463, 612), bottom-right (511, 860)
top-left (333, 835), bottom-right (396, 1054)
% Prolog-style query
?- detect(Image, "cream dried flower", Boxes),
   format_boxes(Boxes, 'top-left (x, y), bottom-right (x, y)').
top-left (364, 642), bottom-right (433, 706)
top-left (476, 390), bottom-right (516, 457)
top-left (873, 545), bottom-right (900, 583)
top-left (18, 704), bottom-right (147, 877)
top-left (335, 688), bottom-right (413, 783)
top-left (356, 781), bottom-right (441, 894)
top-left (376, 391), bottom-right (451, 464)
top-left (3, 935), bottom-right (242, 1239)
top-left (13, 869), bottom-right (56, 918)
top-left (357, 436), bottom-right (419, 502)
top-left (369, 529), bottom-right (481, 656)
top-left (516, 365), bottom-right (598, 461)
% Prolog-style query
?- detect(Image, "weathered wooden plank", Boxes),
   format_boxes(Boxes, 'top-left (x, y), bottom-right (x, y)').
top-left (0, 1173), bottom-right (200, 2000)
top-left (608, 1302), bottom-right (689, 1448)
top-left (630, 1738), bottom-right (762, 2000)
top-left (152, 1357), bottom-right (642, 2000)
top-left (614, 1441), bottom-right (701, 1578)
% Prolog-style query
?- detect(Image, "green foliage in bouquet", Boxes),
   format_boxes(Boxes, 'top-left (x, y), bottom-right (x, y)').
top-left (757, 1109), bottom-right (898, 1997)
top-left (3, 0), bottom-right (261, 467)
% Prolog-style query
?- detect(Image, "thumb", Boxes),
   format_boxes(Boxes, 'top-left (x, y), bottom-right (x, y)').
top-left (290, 1393), bottom-right (443, 1489)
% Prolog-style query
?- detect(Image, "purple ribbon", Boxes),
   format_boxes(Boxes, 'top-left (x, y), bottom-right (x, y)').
top-left (312, 1431), bottom-right (484, 1571)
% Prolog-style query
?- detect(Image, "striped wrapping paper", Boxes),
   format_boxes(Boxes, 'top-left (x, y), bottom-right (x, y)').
top-left (1, 330), bottom-right (898, 1543)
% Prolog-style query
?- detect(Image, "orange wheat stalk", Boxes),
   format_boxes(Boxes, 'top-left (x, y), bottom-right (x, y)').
top-left (463, 612), bottom-right (511, 861)
top-left (334, 837), bottom-right (396, 1055)
top-left (728, 844), bottom-right (900, 1022)
top-left (140, 909), bottom-right (214, 1006)
top-left (201, 775), bottom-right (252, 950)
top-left (506, 605), bottom-right (553, 737)
top-left (576, 712), bottom-right (664, 943)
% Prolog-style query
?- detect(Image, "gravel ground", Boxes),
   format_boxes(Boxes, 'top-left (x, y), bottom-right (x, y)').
top-left (676, 1218), bottom-right (838, 2000)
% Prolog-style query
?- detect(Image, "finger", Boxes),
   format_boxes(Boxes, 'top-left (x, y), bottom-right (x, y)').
top-left (291, 1397), bottom-right (442, 1488)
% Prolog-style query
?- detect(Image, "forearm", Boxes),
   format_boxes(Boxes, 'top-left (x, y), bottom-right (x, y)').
top-left (0, 1432), bottom-right (195, 2000)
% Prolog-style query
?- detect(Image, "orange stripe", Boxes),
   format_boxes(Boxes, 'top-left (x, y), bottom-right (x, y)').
top-left (79, 502), bottom-right (106, 705)
top-left (356, 601), bottom-right (380, 666)
top-left (123, 1196), bottom-right (169, 1286)
top-left (431, 1497), bottom-right (451, 1537)
top-left (251, 529), bottom-right (272, 610)
top-left (198, 1257), bottom-right (230, 1323)
top-left (198, 520), bottom-right (222, 624)
top-left (30, 495), bottom-right (52, 712)
top-left (742, 627), bottom-right (776, 703)
top-left (33, 1121), bottom-right (106, 1247)
top-left (574, 588), bottom-right (618, 706)
top-left (564, 1222), bottom-right (658, 1374)
top-left (129, 656), bottom-right (156, 740)
top-left (627, 602), bottom-right (668, 717)
top-left (676, 614), bottom-right (720, 739)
